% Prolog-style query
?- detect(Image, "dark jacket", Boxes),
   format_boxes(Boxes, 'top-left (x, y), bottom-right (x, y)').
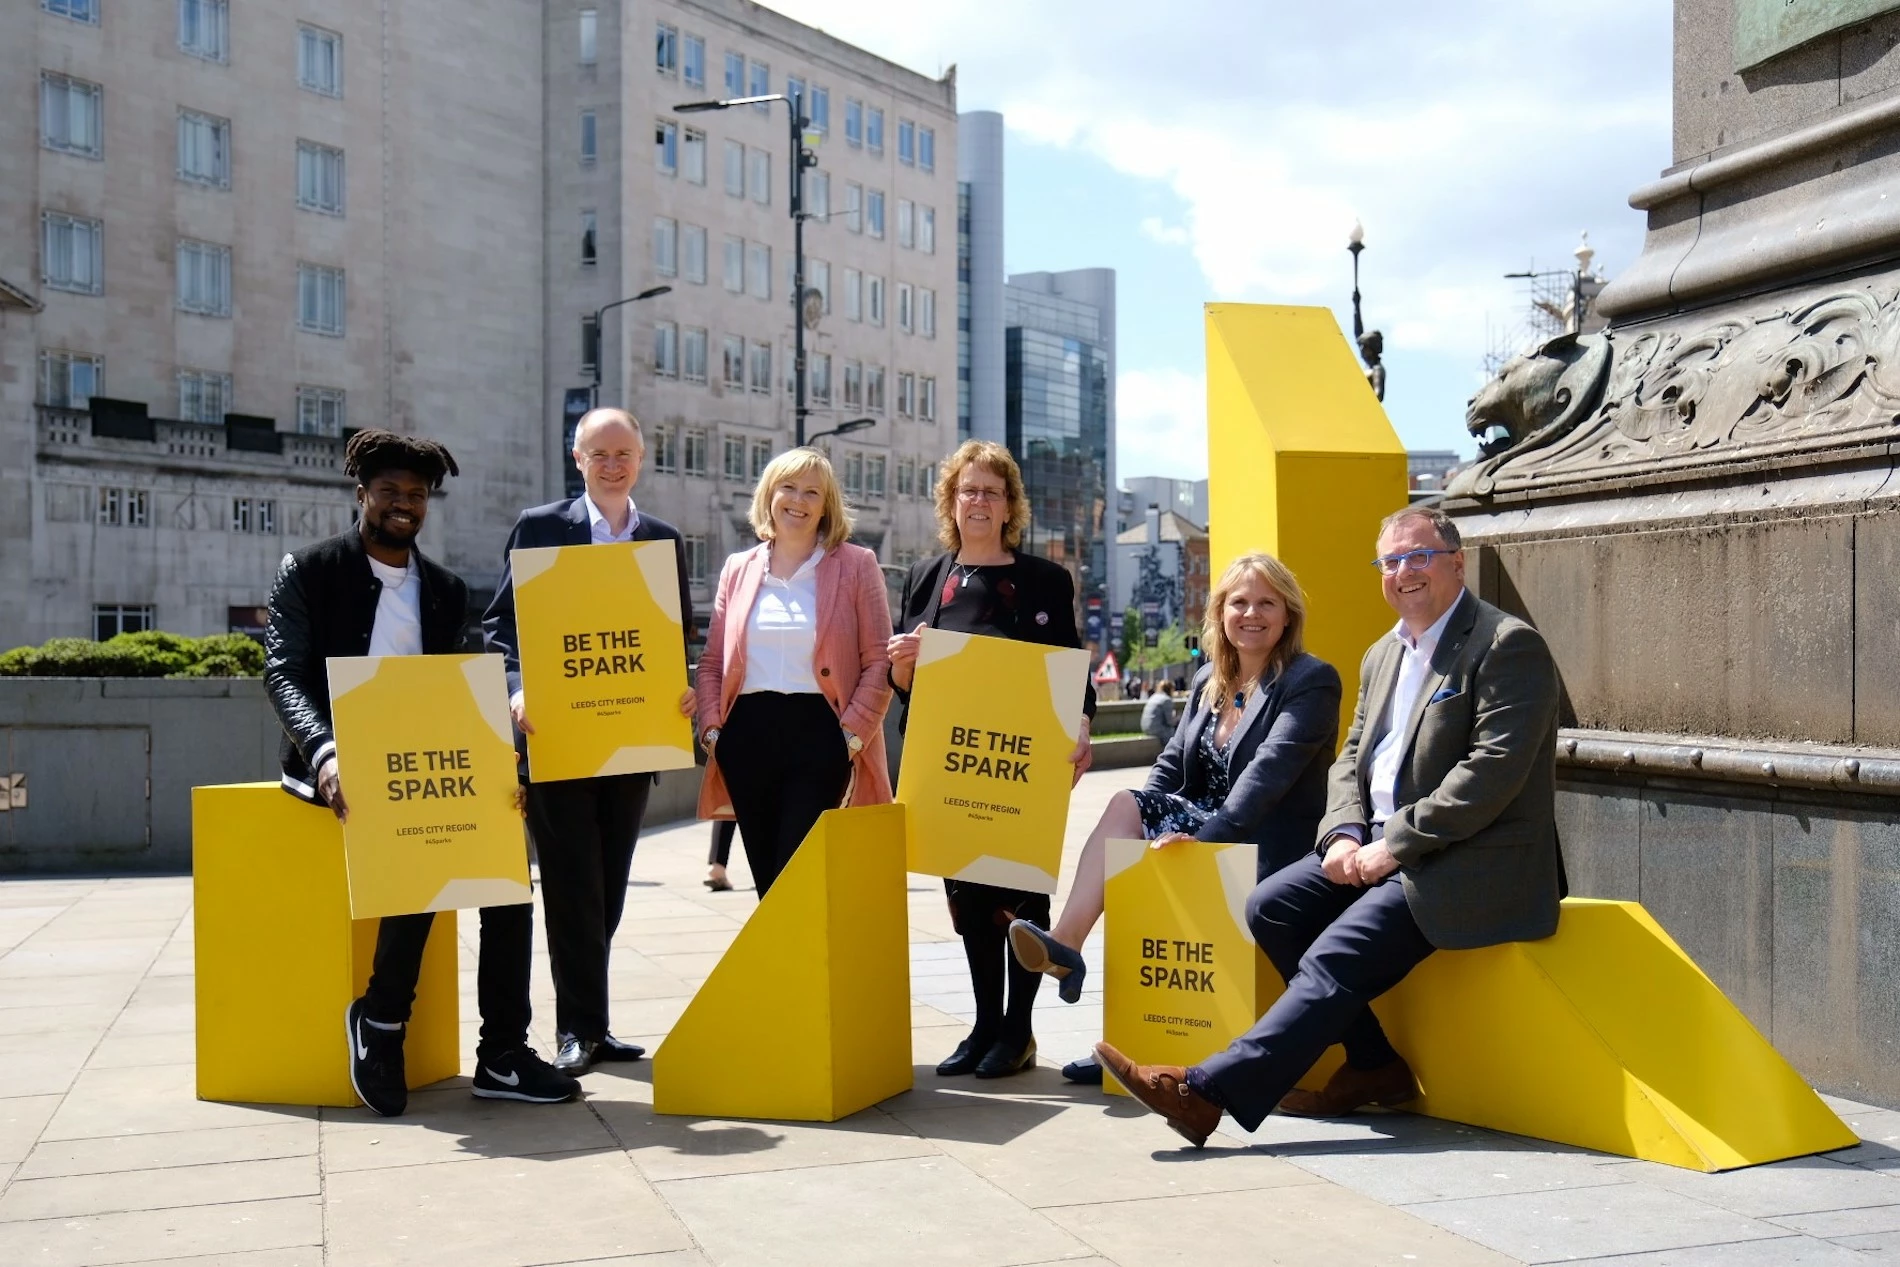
top-left (480, 497), bottom-right (693, 778)
top-left (264, 527), bottom-right (469, 803)
top-left (891, 550), bottom-right (1098, 724)
top-left (1148, 654), bottom-right (1341, 877)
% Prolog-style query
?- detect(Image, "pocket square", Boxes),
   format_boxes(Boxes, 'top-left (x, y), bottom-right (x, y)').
top-left (1429, 685), bottom-right (1462, 704)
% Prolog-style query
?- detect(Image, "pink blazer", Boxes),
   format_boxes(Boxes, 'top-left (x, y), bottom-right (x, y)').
top-left (694, 541), bottom-right (895, 818)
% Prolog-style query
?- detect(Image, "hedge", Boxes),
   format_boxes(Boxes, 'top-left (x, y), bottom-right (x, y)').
top-left (0, 631), bottom-right (264, 678)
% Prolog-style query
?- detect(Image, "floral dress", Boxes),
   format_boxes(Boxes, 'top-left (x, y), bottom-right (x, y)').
top-left (1130, 718), bottom-right (1232, 837)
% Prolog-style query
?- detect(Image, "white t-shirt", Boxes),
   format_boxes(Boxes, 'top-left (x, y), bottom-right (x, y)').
top-left (367, 556), bottom-right (424, 657)
top-left (741, 545), bottom-right (824, 695)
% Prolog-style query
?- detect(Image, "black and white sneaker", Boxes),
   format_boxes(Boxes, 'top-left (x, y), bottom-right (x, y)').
top-left (472, 1048), bottom-right (582, 1104)
top-left (345, 996), bottom-right (408, 1117)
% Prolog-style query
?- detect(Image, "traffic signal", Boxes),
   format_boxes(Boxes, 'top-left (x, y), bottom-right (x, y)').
top-left (1187, 634), bottom-right (1201, 659)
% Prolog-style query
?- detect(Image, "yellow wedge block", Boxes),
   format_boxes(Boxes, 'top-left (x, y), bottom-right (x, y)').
top-left (1205, 304), bottom-right (1410, 741)
top-left (654, 804), bottom-right (912, 1121)
top-left (193, 783), bottom-right (460, 1106)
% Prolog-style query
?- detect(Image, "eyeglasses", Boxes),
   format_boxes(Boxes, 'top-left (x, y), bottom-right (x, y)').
top-left (956, 486), bottom-right (1007, 503)
top-left (1371, 548), bottom-right (1454, 575)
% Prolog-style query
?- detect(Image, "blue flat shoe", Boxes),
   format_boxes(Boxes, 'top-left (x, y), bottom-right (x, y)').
top-left (1062, 1056), bottom-right (1103, 1085)
top-left (1008, 919), bottom-right (1087, 1004)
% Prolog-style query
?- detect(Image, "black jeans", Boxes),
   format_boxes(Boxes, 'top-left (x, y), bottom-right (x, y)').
top-left (362, 904), bottom-right (533, 1059)
top-left (716, 692), bottom-right (851, 897)
top-left (525, 773), bottom-right (652, 1041)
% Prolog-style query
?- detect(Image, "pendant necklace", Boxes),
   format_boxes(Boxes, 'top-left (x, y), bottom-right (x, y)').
top-left (951, 562), bottom-right (983, 588)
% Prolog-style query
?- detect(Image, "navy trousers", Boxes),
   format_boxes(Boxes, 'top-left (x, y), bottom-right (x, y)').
top-left (1198, 852), bottom-right (1435, 1131)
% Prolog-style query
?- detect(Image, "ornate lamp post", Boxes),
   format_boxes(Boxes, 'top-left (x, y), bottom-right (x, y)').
top-left (1348, 220), bottom-right (1386, 402)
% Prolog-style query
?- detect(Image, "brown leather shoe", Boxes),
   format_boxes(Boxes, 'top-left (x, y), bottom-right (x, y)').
top-left (1277, 1056), bottom-right (1418, 1118)
top-left (1093, 1042), bottom-right (1221, 1148)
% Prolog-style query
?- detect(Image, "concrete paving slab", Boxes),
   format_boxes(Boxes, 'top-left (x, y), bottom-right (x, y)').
top-left (323, 1088), bottom-right (619, 1172)
top-left (1767, 1202), bottom-right (1900, 1237)
top-left (0, 1154), bottom-right (319, 1221)
top-left (1834, 1229), bottom-right (1900, 1253)
top-left (112, 1251), bottom-right (322, 1267)
top-left (0, 1093), bottom-right (63, 1162)
top-left (18, 1121), bottom-right (317, 1179)
top-left (86, 1026), bottom-right (197, 1069)
top-left (0, 972), bottom-right (142, 1007)
top-left (1596, 1153), bottom-right (1900, 1218)
top-left (1565, 1235), bottom-right (1874, 1264)
top-left (0, 1195), bottom-right (322, 1266)
top-left (1290, 1140), bottom-right (1621, 1205)
top-left (41, 1065), bottom-right (316, 1141)
top-left (606, 1104), bottom-right (937, 1181)
top-left (1399, 1182), bottom-right (1784, 1263)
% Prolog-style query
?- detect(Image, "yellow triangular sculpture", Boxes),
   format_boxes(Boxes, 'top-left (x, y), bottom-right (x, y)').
top-left (1205, 303), bottom-right (1410, 743)
top-left (653, 803), bottom-right (912, 1121)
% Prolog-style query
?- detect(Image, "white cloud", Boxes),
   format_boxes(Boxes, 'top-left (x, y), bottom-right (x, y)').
top-left (1115, 368), bottom-right (1206, 481)
top-left (1138, 217), bottom-right (1190, 248)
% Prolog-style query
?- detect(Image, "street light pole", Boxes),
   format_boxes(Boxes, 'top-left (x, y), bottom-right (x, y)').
top-left (1347, 219), bottom-right (1366, 343)
top-left (590, 285), bottom-right (673, 409)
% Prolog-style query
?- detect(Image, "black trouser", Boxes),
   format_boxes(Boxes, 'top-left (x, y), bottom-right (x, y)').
top-left (362, 904), bottom-right (533, 1059)
top-left (708, 818), bottom-right (736, 866)
top-left (1199, 852), bottom-right (1436, 1130)
top-left (717, 691), bottom-right (851, 897)
top-left (946, 880), bottom-right (1050, 1049)
top-left (525, 773), bottom-right (651, 1041)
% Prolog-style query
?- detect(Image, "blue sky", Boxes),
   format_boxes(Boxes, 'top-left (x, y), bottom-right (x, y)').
top-left (773, 0), bottom-right (1676, 480)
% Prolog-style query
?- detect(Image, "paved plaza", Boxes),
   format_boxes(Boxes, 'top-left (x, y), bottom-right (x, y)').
top-left (0, 769), bottom-right (1894, 1265)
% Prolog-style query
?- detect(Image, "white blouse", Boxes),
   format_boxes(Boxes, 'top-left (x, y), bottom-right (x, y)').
top-left (741, 545), bottom-right (824, 695)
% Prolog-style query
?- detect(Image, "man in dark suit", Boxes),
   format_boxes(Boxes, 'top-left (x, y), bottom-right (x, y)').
top-left (1096, 505), bottom-right (1562, 1147)
top-left (482, 408), bottom-right (694, 1074)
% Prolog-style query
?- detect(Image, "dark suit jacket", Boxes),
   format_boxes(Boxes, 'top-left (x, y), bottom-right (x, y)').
top-left (480, 498), bottom-right (694, 779)
top-left (1148, 653), bottom-right (1341, 877)
top-left (1320, 589), bottom-right (1562, 950)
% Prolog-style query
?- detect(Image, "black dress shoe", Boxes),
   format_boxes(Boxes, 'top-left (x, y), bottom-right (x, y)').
top-left (935, 1032), bottom-right (995, 1076)
top-left (973, 1036), bottom-right (1037, 1079)
top-left (552, 1033), bottom-right (600, 1073)
top-left (1061, 1056), bottom-right (1104, 1085)
top-left (597, 1034), bottom-right (646, 1062)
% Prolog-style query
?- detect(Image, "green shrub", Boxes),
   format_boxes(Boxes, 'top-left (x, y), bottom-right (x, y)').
top-left (0, 631), bottom-right (265, 678)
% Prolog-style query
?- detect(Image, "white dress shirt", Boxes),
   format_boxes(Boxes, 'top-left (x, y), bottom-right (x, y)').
top-left (582, 492), bottom-right (640, 543)
top-left (1365, 592), bottom-right (1464, 825)
top-left (367, 556), bottom-right (423, 657)
top-left (741, 545), bottom-right (824, 695)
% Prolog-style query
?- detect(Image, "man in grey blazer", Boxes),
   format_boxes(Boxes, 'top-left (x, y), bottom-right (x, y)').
top-left (1096, 505), bottom-right (1562, 1147)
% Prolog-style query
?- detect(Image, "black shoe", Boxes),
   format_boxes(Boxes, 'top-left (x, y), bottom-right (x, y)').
top-left (974, 1036), bottom-right (1037, 1079)
top-left (935, 1032), bottom-right (996, 1077)
top-left (1008, 920), bottom-right (1087, 1004)
top-left (345, 996), bottom-right (407, 1117)
top-left (553, 1033), bottom-right (600, 1073)
top-left (1062, 1056), bottom-right (1104, 1085)
top-left (597, 1034), bottom-right (646, 1062)
top-left (471, 1048), bottom-right (581, 1103)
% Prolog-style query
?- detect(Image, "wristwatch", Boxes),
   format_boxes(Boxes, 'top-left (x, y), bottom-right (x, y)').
top-left (701, 727), bottom-right (722, 750)
top-left (842, 729), bottom-right (864, 756)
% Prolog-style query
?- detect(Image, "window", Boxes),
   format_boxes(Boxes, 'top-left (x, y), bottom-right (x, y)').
top-left (751, 439), bottom-right (771, 479)
top-left (256, 500), bottom-right (278, 533)
top-left (897, 458), bottom-right (915, 496)
top-left (845, 98), bottom-right (862, 147)
top-left (749, 341), bottom-right (772, 395)
top-left (868, 455), bottom-right (887, 497)
top-left (683, 35), bottom-right (705, 88)
top-left (42, 212), bottom-right (103, 295)
top-left (842, 360), bottom-right (862, 408)
top-left (579, 8), bottom-right (597, 65)
top-left (842, 267), bottom-right (861, 321)
top-left (656, 22), bottom-right (678, 74)
top-left (297, 263), bottom-right (345, 335)
top-left (685, 534), bottom-right (710, 583)
top-left (866, 106), bottom-right (884, 154)
top-left (296, 140), bottom-right (344, 213)
top-left (722, 335), bottom-right (745, 388)
top-left (40, 73), bottom-right (101, 159)
top-left (97, 488), bottom-right (122, 527)
top-left (722, 235), bottom-right (744, 292)
top-left (844, 182), bottom-right (862, 234)
top-left (178, 111), bottom-right (230, 187)
top-left (748, 148), bottom-right (770, 205)
top-left (683, 224), bottom-right (707, 284)
top-left (724, 140), bottom-right (744, 196)
top-left (580, 111), bottom-right (597, 165)
top-left (179, 0), bottom-right (228, 61)
top-left (921, 376), bottom-right (938, 420)
top-left (746, 242), bottom-right (770, 300)
top-left (920, 127), bottom-right (936, 173)
top-left (724, 51), bottom-right (744, 98)
top-left (921, 464), bottom-right (936, 497)
top-left (898, 118), bottom-right (915, 166)
top-left (805, 170), bottom-right (829, 220)
top-left (298, 25), bottom-right (342, 97)
top-left (748, 60), bottom-right (769, 106)
top-left (897, 282), bottom-right (913, 333)
top-left (684, 429), bottom-right (708, 476)
top-left (655, 119), bottom-right (678, 174)
top-left (45, 0), bottom-right (97, 23)
top-left (866, 190), bottom-right (885, 239)
top-left (297, 385), bottom-right (345, 436)
top-left (95, 605), bottom-right (156, 641)
top-left (652, 427), bottom-right (679, 473)
top-left (176, 240), bottom-right (232, 316)
top-left (867, 274), bottom-right (885, 327)
top-left (866, 365), bottom-right (886, 412)
top-left (231, 497), bottom-right (251, 532)
top-left (723, 435), bottom-right (746, 479)
top-left (683, 128), bottom-right (706, 183)
top-left (810, 353), bottom-right (831, 405)
top-left (580, 210), bottom-right (597, 266)
top-left (653, 216), bottom-right (678, 276)
top-left (897, 198), bottom-right (914, 249)
top-left (580, 314), bottom-right (598, 374)
top-left (39, 351), bottom-right (101, 408)
top-left (128, 492), bottom-right (151, 528)
top-left (842, 451), bottom-right (864, 496)
top-left (919, 206), bottom-right (936, 254)
top-left (920, 288), bottom-right (936, 338)
top-left (683, 327), bottom-right (708, 384)
top-left (897, 372), bottom-right (916, 417)
top-left (810, 87), bottom-right (830, 134)
top-left (787, 76), bottom-right (805, 111)
top-left (653, 321), bottom-right (678, 378)
top-left (178, 369), bottom-right (231, 423)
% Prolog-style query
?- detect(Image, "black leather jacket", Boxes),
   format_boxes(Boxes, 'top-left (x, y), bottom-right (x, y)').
top-left (264, 527), bottom-right (469, 802)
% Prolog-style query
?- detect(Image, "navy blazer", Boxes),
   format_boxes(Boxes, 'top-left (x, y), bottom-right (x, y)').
top-left (1147, 652), bottom-right (1342, 878)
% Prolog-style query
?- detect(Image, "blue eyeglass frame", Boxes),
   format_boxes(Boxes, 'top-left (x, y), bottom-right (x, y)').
top-left (1371, 548), bottom-right (1454, 574)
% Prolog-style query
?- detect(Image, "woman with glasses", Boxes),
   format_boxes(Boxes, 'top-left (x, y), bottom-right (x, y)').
top-left (694, 448), bottom-right (894, 897)
top-left (1008, 552), bottom-right (1341, 1082)
top-left (887, 440), bottom-right (1096, 1080)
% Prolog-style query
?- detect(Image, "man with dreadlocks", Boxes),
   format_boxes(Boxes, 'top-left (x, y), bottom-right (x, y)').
top-left (265, 428), bottom-right (579, 1116)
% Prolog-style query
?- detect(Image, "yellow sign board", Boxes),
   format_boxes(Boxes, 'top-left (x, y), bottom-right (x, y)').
top-left (328, 653), bottom-right (533, 919)
top-left (1101, 838), bottom-right (1272, 1095)
top-left (895, 628), bottom-right (1089, 893)
top-left (511, 540), bottom-right (695, 782)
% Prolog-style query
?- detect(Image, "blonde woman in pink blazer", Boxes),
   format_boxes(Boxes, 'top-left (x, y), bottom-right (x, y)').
top-left (694, 448), bottom-right (894, 895)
